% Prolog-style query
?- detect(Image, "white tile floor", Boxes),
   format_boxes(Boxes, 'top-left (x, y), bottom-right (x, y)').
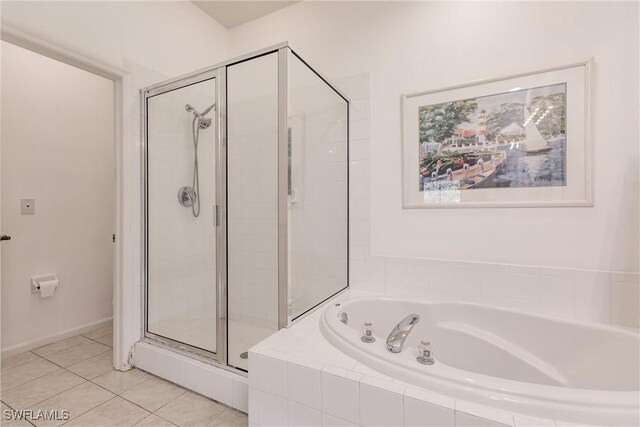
top-left (1, 324), bottom-right (247, 427)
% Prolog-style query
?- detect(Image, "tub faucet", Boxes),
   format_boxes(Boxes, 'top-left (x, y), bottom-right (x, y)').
top-left (386, 313), bottom-right (420, 353)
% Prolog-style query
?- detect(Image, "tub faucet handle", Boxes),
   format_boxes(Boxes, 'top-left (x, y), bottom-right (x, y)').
top-left (361, 322), bottom-right (375, 343)
top-left (417, 340), bottom-right (434, 365)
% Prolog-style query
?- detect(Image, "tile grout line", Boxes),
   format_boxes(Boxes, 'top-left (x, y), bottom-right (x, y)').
top-left (202, 405), bottom-right (238, 427)
top-left (1, 399), bottom-right (38, 426)
top-left (86, 367), bottom-right (191, 417)
top-left (7, 365), bottom-right (245, 427)
top-left (1, 350), bottom-right (49, 372)
top-left (4, 366), bottom-right (85, 414)
top-left (87, 371), bottom-right (155, 408)
top-left (2, 336), bottom-right (113, 414)
top-left (129, 367), bottom-right (242, 424)
top-left (31, 339), bottom-right (111, 372)
top-left (57, 395), bottom-right (120, 427)
top-left (4, 330), bottom-right (122, 426)
top-left (79, 331), bottom-right (113, 348)
top-left (5, 331), bottom-right (248, 426)
top-left (52, 387), bottom-right (117, 427)
top-left (43, 348), bottom-right (112, 369)
top-left (147, 411), bottom-right (178, 426)
top-left (65, 351), bottom-right (114, 378)
top-left (40, 359), bottom-right (149, 425)
top-left (1, 367), bottom-right (67, 396)
top-left (46, 347), bottom-right (188, 421)
top-left (148, 389), bottom-right (235, 427)
top-left (128, 378), bottom-right (188, 415)
top-left (59, 377), bottom-right (172, 426)
top-left (31, 336), bottom-right (94, 359)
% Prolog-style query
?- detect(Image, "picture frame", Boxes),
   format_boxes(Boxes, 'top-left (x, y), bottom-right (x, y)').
top-left (401, 60), bottom-right (593, 208)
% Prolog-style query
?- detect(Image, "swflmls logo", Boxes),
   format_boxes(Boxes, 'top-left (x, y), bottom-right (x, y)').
top-left (3, 409), bottom-right (70, 421)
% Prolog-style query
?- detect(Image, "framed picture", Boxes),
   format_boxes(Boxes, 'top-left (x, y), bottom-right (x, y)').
top-left (401, 60), bottom-right (592, 208)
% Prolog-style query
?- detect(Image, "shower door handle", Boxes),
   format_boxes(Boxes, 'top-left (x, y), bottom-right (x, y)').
top-left (0, 235), bottom-right (11, 241)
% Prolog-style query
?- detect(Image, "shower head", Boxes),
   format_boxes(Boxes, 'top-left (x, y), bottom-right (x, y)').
top-left (185, 103), bottom-right (215, 130)
top-left (185, 103), bottom-right (215, 118)
top-left (198, 117), bottom-right (212, 130)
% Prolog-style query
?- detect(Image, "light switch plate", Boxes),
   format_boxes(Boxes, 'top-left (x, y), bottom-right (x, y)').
top-left (21, 199), bottom-right (35, 215)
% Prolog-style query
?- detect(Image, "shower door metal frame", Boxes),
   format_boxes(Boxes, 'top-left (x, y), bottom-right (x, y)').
top-left (277, 48), bottom-right (290, 328)
top-left (141, 67), bottom-right (227, 365)
top-left (140, 42), bottom-right (350, 373)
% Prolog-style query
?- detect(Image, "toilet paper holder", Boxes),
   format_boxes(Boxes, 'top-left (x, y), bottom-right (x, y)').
top-left (31, 274), bottom-right (60, 294)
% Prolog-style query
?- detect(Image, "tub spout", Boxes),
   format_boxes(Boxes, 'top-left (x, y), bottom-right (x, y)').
top-left (386, 313), bottom-right (420, 353)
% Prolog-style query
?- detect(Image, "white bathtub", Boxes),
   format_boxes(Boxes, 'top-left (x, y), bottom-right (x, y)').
top-left (320, 297), bottom-right (640, 425)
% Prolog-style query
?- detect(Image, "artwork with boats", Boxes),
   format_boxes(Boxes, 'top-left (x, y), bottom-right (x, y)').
top-left (418, 83), bottom-right (567, 192)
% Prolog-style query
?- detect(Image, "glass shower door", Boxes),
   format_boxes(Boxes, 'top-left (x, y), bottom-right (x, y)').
top-left (145, 73), bottom-right (221, 358)
top-left (288, 52), bottom-right (349, 319)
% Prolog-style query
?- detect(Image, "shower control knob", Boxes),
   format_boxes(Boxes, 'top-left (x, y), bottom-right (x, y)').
top-left (0, 235), bottom-right (11, 241)
top-left (178, 186), bottom-right (196, 208)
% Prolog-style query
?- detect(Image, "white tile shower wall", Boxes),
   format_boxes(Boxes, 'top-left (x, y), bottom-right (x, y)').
top-left (227, 53), bottom-right (281, 369)
top-left (351, 256), bottom-right (640, 329)
top-left (342, 73), bottom-right (639, 328)
top-left (289, 60), bottom-right (348, 318)
top-left (227, 92), bottom-right (279, 331)
top-left (146, 81), bottom-right (217, 352)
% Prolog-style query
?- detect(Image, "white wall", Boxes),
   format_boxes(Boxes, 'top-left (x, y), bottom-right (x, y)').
top-left (1, 1), bottom-right (229, 79)
top-left (1, 0), bottom-right (230, 365)
top-left (227, 1), bottom-right (640, 274)
top-left (1, 41), bottom-right (114, 352)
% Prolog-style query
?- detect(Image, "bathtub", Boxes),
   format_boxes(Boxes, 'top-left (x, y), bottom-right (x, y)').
top-left (320, 297), bottom-right (640, 425)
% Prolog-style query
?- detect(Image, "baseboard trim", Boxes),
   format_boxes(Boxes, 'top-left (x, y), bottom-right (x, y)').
top-left (1, 316), bottom-right (113, 358)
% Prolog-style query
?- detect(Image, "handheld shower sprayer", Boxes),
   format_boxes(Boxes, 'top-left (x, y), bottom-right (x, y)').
top-left (185, 103), bottom-right (215, 129)
top-left (178, 102), bottom-right (216, 217)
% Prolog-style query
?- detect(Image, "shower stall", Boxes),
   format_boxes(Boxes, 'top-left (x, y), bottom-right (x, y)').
top-left (142, 43), bottom-right (349, 371)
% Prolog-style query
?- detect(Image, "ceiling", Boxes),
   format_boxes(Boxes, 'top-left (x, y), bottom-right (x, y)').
top-left (192, 1), bottom-right (299, 29)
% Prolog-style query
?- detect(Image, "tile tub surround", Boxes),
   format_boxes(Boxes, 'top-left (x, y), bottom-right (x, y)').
top-left (1, 326), bottom-right (247, 427)
top-left (248, 290), bottom-right (624, 427)
top-left (349, 258), bottom-right (640, 329)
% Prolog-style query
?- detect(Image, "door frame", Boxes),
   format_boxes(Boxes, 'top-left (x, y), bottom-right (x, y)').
top-left (0, 21), bottom-right (130, 369)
